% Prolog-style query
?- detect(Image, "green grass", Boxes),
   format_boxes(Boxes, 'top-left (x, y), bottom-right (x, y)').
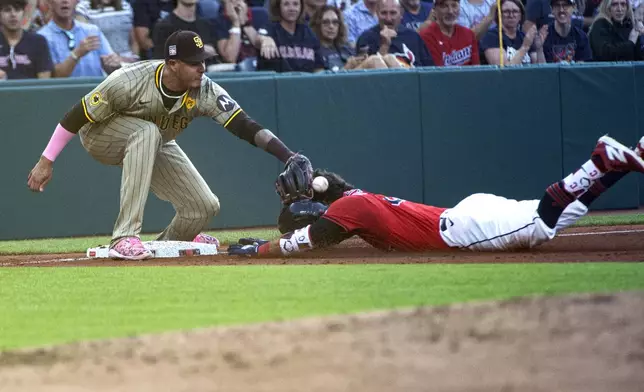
top-left (0, 213), bottom-right (642, 255)
top-left (1, 263), bottom-right (642, 351)
top-left (572, 213), bottom-right (644, 227)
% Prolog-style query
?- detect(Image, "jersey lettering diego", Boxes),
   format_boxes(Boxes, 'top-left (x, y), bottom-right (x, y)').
top-left (80, 60), bottom-right (241, 142)
top-left (322, 190), bottom-right (449, 251)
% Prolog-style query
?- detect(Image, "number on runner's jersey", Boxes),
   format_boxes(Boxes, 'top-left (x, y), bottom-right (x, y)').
top-left (384, 196), bottom-right (405, 206)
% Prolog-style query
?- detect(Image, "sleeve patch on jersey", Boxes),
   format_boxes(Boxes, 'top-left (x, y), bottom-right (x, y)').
top-left (89, 92), bottom-right (107, 107)
top-left (185, 97), bottom-right (196, 110)
top-left (216, 95), bottom-right (237, 112)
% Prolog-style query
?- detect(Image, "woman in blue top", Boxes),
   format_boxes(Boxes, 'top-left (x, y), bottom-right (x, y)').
top-left (258, 0), bottom-right (326, 72)
top-left (479, 0), bottom-right (548, 65)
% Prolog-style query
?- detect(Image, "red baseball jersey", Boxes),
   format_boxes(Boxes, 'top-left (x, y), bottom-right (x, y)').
top-left (322, 189), bottom-right (449, 251)
top-left (420, 23), bottom-right (480, 66)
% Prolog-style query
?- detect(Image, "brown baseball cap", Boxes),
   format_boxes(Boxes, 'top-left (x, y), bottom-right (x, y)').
top-left (164, 30), bottom-right (213, 64)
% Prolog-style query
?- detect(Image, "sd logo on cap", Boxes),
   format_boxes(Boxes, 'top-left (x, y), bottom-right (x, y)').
top-left (164, 30), bottom-right (213, 65)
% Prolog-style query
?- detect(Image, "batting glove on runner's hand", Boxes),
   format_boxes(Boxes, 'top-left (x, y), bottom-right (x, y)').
top-left (227, 238), bottom-right (269, 257)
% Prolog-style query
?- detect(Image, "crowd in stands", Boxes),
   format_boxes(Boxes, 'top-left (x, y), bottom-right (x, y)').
top-left (0, 0), bottom-right (642, 80)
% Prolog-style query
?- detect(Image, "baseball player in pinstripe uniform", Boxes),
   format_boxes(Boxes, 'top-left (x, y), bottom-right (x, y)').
top-left (27, 30), bottom-right (313, 260)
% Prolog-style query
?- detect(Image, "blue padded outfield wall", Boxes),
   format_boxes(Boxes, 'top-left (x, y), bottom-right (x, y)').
top-left (1, 63), bottom-right (641, 240)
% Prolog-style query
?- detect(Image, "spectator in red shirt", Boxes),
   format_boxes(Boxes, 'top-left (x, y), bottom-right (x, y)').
top-left (419, 0), bottom-right (479, 65)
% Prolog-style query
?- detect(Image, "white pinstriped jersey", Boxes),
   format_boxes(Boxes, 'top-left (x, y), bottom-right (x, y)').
top-left (80, 60), bottom-right (242, 142)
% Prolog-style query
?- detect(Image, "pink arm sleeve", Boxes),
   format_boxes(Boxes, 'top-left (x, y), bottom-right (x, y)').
top-left (42, 124), bottom-right (76, 162)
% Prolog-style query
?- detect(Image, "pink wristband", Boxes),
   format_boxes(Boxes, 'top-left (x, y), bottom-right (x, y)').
top-left (42, 124), bottom-right (75, 162)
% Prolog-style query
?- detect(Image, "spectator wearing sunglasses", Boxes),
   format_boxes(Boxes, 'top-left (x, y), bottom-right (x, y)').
top-left (0, 0), bottom-right (53, 79)
top-left (37, 0), bottom-right (121, 77)
top-left (479, 0), bottom-right (548, 64)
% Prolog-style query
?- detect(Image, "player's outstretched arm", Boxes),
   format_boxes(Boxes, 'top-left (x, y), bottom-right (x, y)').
top-left (223, 109), bottom-right (297, 163)
top-left (27, 101), bottom-right (91, 193)
top-left (228, 218), bottom-right (352, 257)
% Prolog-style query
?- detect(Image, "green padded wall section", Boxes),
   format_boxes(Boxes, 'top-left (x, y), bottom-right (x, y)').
top-left (559, 64), bottom-right (639, 210)
top-left (419, 66), bottom-right (563, 207)
top-left (275, 71), bottom-right (424, 203)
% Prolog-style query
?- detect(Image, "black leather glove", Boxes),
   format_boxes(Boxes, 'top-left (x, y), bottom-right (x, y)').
top-left (275, 153), bottom-right (314, 205)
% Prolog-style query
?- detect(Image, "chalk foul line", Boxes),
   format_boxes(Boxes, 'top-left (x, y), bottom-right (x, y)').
top-left (558, 229), bottom-right (644, 237)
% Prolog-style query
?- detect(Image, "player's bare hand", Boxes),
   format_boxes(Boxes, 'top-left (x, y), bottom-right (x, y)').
top-left (75, 35), bottom-right (101, 58)
top-left (0, 69), bottom-right (6, 80)
top-left (260, 36), bottom-right (279, 59)
top-left (27, 156), bottom-right (53, 193)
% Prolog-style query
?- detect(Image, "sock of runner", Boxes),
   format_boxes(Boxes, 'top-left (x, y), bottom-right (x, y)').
top-left (561, 160), bottom-right (604, 196)
top-left (538, 181), bottom-right (577, 228)
top-left (577, 171), bottom-right (629, 208)
top-left (538, 157), bottom-right (630, 228)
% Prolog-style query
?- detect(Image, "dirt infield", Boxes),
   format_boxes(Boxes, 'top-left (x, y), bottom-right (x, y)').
top-left (1, 225), bottom-right (643, 391)
top-left (1, 291), bottom-right (643, 392)
top-left (1, 224), bottom-right (643, 267)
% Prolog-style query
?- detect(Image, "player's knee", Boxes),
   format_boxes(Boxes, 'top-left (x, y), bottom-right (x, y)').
top-left (202, 193), bottom-right (220, 218)
top-left (135, 121), bottom-right (162, 143)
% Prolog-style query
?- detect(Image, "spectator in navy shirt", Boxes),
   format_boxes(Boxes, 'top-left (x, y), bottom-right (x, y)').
top-left (310, 5), bottom-right (392, 69)
top-left (258, 0), bottom-right (325, 72)
top-left (152, 0), bottom-right (217, 63)
top-left (133, 0), bottom-right (174, 59)
top-left (0, 0), bottom-right (53, 79)
top-left (214, 0), bottom-right (270, 64)
top-left (356, 0), bottom-right (434, 66)
top-left (401, 0), bottom-right (432, 30)
top-left (543, 0), bottom-right (592, 62)
top-left (523, 0), bottom-right (584, 32)
top-left (480, 0), bottom-right (548, 64)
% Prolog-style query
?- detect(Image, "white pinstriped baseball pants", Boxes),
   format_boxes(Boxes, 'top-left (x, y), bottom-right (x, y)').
top-left (438, 194), bottom-right (588, 251)
top-left (79, 115), bottom-right (220, 244)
